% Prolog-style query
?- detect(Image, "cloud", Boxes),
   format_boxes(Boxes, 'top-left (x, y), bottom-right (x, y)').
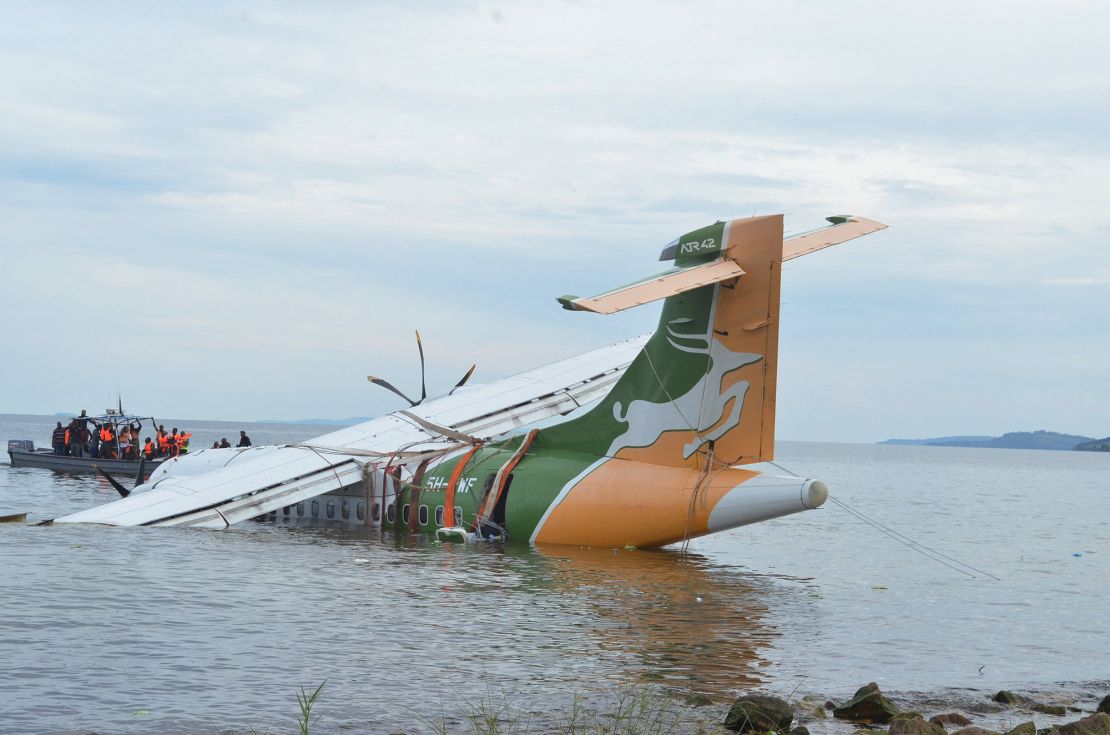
top-left (1, 0), bottom-right (1108, 436)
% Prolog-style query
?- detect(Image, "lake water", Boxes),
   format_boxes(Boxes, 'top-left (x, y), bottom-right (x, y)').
top-left (1, 413), bottom-right (1108, 734)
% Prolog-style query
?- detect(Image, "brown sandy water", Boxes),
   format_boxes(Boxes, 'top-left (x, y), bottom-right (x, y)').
top-left (1, 413), bottom-right (1108, 733)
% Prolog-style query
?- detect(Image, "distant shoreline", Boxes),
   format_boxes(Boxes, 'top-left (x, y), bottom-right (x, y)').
top-left (880, 429), bottom-right (1109, 452)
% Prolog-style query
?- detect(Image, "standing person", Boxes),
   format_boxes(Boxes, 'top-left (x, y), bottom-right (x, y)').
top-left (69, 419), bottom-right (84, 458)
top-left (100, 424), bottom-right (117, 459)
top-left (237, 430), bottom-right (252, 447)
top-left (51, 422), bottom-right (66, 455)
top-left (178, 430), bottom-right (191, 454)
top-left (219, 438), bottom-right (231, 448)
top-left (73, 410), bottom-right (89, 457)
top-left (118, 425), bottom-right (132, 460)
top-left (168, 428), bottom-right (180, 458)
top-left (157, 429), bottom-right (169, 457)
top-left (88, 420), bottom-right (100, 458)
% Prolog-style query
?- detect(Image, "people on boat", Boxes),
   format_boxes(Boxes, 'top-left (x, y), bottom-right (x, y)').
top-left (237, 430), bottom-right (252, 447)
top-left (99, 424), bottom-right (117, 459)
top-left (212, 441), bottom-right (220, 449)
top-left (168, 428), bottom-right (180, 457)
top-left (157, 430), bottom-right (169, 457)
top-left (74, 410), bottom-right (89, 452)
top-left (219, 437), bottom-right (231, 448)
top-left (52, 422), bottom-right (66, 455)
top-left (178, 430), bottom-right (191, 454)
top-left (118, 426), bottom-right (133, 459)
top-left (70, 418), bottom-right (86, 457)
top-left (38, 413), bottom-right (164, 464)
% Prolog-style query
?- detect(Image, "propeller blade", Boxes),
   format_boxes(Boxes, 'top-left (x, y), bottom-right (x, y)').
top-left (415, 330), bottom-right (427, 404)
top-left (134, 456), bottom-right (146, 487)
top-left (95, 466), bottom-right (130, 498)
top-left (449, 364), bottom-right (477, 395)
top-left (367, 376), bottom-right (419, 407)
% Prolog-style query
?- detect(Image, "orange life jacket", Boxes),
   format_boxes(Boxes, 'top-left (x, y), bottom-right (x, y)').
top-left (100, 427), bottom-right (112, 442)
top-left (64, 429), bottom-right (71, 444)
top-left (143, 441), bottom-right (154, 457)
top-left (158, 434), bottom-right (169, 450)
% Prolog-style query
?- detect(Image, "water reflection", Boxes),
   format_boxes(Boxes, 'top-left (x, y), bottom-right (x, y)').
top-left (265, 519), bottom-right (779, 693)
top-left (524, 545), bottom-right (776, 690)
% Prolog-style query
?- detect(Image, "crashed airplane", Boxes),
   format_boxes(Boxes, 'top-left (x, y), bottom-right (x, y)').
top-left (54, 214), bottom-right (887, 548)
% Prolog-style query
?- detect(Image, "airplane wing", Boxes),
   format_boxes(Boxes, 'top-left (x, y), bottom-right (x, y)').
top-left (782, 215), bottom-right (888, 261)
top-left (53, 335), bottom-right (648, 528)
top-left (556, 259), bottom-right (745, 315)
top-left (561, 215), bottom-right (887, 316)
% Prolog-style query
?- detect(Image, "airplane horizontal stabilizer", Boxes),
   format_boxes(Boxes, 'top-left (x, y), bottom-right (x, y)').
top-left (782, 215), bottom-right (888, 261)
top-left (557, 259), bottom-right (745, 315)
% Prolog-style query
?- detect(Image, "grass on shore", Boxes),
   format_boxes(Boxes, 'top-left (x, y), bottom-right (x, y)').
top-left (286, 682), bottom-right (725, 735)
top-left (418, 687), bottom-right (725, 735)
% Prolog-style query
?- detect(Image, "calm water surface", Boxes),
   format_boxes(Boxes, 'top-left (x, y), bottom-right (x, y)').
top-left (1, 414), bottom-right (1107, 734)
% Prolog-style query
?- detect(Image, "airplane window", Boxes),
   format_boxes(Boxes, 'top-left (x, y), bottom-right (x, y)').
top-left (402, 504), bottom-right (410, 524)
top-left (386, 503), bottom-right (395, 523)
top-left (435, 506), bottom-right (444, 526)
top-left (341, 500), bottom-right (350, 520)
top-left (454, 506), bottom-right (463, 526)
top-left (372, 502), bottom-right (381, 521)
top-left (419, 505), bottom-right (429, 525)
top-left (311, 500), bottom-right (319, 518)
top-left (297, 502), bottom-right (305, 517)
top-left (356, 502), bottom-right (365, 521)
top-left (326, 501), bottom-right (336, 519)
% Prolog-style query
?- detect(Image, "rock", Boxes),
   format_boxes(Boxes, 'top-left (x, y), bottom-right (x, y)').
top-left (931, 713), bottom-right (973, 728)
top-left (1031, 704), bottom-right (1067, 716)
top-left (790, 727), bottom-right (811, 735)
top-left (1055, 713), bottom-right (1110, 735)
top-left (994, 692), bottom-right (1023, 705)
top-left (813, 706), bottom-right (828, 720)
top-left (724, 695), bottom-right (795, 733)
top-left (952, 727), bottom-right (1002, 735)
top-left (1099, 696), bottom-right (1110, 715)
top-left (684, 692), bottom-right (712, 707)
top-left (834, 683), bottom-right (900, 724)
top-left (1004, 722), bottom-right (1035, 735)
top-left (890, 714), bottom-right (946, 735)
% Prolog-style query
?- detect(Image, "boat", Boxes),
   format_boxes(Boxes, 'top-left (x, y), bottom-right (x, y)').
top-left (7, 409), bottom-right (167, 482)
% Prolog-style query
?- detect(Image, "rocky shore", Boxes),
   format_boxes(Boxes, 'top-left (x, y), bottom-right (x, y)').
top-left (724, 684), bottom-right (1110, 735)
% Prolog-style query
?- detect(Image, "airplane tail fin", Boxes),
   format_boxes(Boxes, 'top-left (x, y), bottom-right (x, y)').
top-left (542, 214), bottom-right (886, 468)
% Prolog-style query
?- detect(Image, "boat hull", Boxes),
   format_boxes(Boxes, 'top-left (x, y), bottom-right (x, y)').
top-left (8, 449), bottom-right (164, 481)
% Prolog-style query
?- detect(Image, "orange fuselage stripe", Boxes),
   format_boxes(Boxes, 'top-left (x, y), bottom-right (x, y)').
top-left (444, 445), bottom-right (482, 528)
top-left (476, 429), bottom-right (539, 527)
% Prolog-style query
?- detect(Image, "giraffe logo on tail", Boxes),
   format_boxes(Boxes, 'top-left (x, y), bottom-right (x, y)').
top-left (607, 317), bottom-right (762, 460)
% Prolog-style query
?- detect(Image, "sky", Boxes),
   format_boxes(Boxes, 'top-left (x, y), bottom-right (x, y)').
top-left (1, 1), bottom-right (1108, 442)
